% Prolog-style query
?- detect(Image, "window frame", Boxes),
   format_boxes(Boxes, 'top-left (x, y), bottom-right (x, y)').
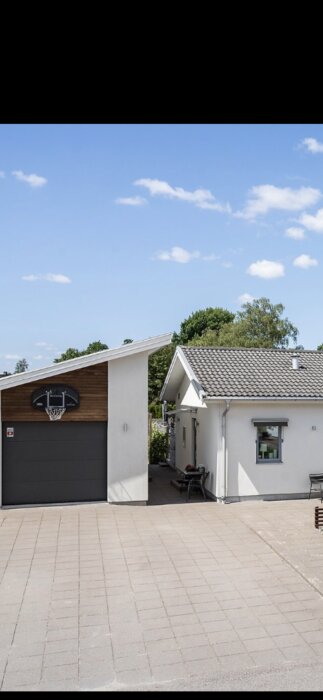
top-left (256, 423), bottom-right (283, 464)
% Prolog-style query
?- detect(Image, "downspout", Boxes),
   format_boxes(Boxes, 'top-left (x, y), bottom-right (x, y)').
top-left (222, 400), bottom-right (231, 502)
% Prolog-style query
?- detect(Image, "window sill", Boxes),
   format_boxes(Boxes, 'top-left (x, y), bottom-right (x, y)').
top-left (256, 460), bottom-right (283, 464)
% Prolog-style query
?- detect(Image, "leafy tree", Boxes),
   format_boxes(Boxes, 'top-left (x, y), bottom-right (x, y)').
top-left (85, 341), bottom-right (109, 354)
top-left (173, 307), bottom-right (234, 345)
top-left (148, 343), bottom-right (175, 405)
top-left (317, 343), bottom-right (323, 351)
top-left (123, 338), bottom-right (133, 344)
top-left (188, 329), bottom-right (222, 346)
top-left (54, 348), bottom-right (81, 362)
top-left (54, 340), bottom-right (108, 363)
top-left (217, 298), bottom-right (298, 349)
top-left (14, 358), bottom-right (29, 373)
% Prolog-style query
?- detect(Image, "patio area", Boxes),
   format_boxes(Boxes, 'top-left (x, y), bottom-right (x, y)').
top-left (148, 464), bottom-right (213, 505)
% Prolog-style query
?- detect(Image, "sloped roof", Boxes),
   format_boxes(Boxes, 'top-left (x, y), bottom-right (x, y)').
top-left (179, 346), bottom-right (323, 399)
top-left (0, 333), bottom-right (172, 391)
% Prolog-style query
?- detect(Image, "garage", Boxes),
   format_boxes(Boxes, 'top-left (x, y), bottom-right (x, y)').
top-left (0, 333), bottom-right (172, 507)
top-left (2, 421), bottom-right (107, 506)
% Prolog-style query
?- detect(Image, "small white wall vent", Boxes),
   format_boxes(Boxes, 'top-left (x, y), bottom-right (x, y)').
top-left (292, 354), bottom-right (300, 370)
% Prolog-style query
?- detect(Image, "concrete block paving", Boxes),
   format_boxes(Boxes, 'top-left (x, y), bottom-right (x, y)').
top-left (1, 494), bottom-right (323, 690)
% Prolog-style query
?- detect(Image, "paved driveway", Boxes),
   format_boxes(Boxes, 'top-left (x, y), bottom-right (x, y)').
top-left (1, 498), bottom-right (323, 691)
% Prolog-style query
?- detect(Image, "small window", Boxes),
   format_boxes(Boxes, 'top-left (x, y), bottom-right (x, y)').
top-left (182, 426), bottom-right (186, 448)
top-left (257, 424), bottom-right (282, 462)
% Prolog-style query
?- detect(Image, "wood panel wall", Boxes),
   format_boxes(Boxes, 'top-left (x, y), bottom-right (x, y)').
top-left (1, 363), bottom-right (108, 422)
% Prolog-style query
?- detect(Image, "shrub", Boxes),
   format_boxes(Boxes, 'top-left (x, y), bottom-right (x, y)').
top-left (149, 425), bottom-right (169, 464)
top-left (148, 402), bottom-right (163, 419)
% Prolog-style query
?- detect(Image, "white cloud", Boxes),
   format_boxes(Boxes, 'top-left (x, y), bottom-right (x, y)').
top-left (33, 354), bottom-right (43, 360)
top-left (156, 247), bottom-right (200, 263)
top-left (22, 273), bottom-right (71, 284)
top-left (35, 341), bottom-right (48, 347)
top-left (299, 208), bottom-right (323, 233)
top-left (0, 171), bottom-right (5, 178)
top-left (134, 178), bottom-right (231, 213)
top-left (201, 254), bottom-right (219, 261)
top-left (301, 137), bottom-right (323, 154)
top-left (12, 170), bottom-right (47, 188)
top-left (238, 293), bottom-right (254, 304)
top-left (237, 185), bottom-right (321, 220)
top-left (115, 196), bottom-right (147, 206)
top-left (221, 261), bottom-right (233, 268)
top-left (247, 260), bottom-right (285, 279)
top-left (293, 254), bottom-right (318, 269)
top-left (155, 247), bottom-right (219, 264)
top-left (5, 354), bottom-right (20, 360)
top-left (285, 226), bottom-right (306, 240)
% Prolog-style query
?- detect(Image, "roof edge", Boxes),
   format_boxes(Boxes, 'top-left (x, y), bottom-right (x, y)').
top-left (205, 396), bottom-right (323, 401)
top-left (181, 346), bottom-right (323, 354)
top-left (160, 346), bottom-right (206, 402)
top-left (0, 333), bottom-right (172, 391)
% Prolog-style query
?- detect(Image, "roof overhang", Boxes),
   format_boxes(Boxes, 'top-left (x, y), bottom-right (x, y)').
top-left (0, 332), bottom-right (172, 391)
top-left (161, 347), bottom-right (207, 406)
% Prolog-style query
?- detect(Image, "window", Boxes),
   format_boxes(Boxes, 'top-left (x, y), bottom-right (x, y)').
top-left (257, 424), bottom-right (282, 462)
top-left (182, 426), bottom-right (186, 448)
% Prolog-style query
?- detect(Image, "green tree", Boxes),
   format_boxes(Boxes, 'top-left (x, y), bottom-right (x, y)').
top-left (217, 298), bottom-right (298, 348)
top-left (148, 343), bottom-right (175, 404)
top-left (85, 341), bottom-right (109, 354)
top-left (123, 338), bottom-right (133, 344)
top-left (188, 329), bottom-right (222, 346)
top-left (317, 343), bottom-right (323, 351)
top-left (54, 340), bottom-right (108, 363)
top-left (173, 307), bottom-right (234, 345)
top-left (14, 358), bottom-right (29, 373)
top-left (54, 348), bottom-right (81, 362)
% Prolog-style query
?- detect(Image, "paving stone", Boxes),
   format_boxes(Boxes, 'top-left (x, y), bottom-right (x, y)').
top-left (41, 664), bottom-right (79, 682)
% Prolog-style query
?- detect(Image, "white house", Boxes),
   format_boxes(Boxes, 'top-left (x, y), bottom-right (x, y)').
top-left (161, 346), bottom-right (323, 502)
top-left (0, 333), bottom-right (172, 508)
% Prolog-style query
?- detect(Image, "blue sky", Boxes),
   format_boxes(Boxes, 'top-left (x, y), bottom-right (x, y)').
top-left (1, 123), bottom-right (323, 372)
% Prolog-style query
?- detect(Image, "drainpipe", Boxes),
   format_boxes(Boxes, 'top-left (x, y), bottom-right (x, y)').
top-left (221, 400), bottom-right (231, 502)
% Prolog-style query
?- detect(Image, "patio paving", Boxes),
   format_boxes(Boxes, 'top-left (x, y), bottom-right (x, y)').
top-left (0, 496), bottom-right (323, 691)
top-left (148, 463), bottom-right (213, 505)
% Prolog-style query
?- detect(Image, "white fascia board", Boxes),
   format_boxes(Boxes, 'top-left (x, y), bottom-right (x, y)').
top-left (0, 332), bottom-right (172, 391)
top-left (160, 349), bottom-right (180, 400)
top-left (176, 347), bottom-right (207, 402)
top-left (160, 346), bottom-right (207, 403)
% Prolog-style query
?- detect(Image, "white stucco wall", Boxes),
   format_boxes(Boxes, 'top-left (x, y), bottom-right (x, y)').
top-left (195, 403), bottom-right (219, 497)
top-left (175, 375), bottom-right (194, 471)
top-left (108, 352), bottom-right (148, 503)
top-left (226, 401), bottom-right (323, 498)
top-left (175, 376), bottom-right (220, 497)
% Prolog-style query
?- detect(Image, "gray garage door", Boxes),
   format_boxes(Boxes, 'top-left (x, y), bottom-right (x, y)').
top-left (2, 422), bottom-right (107, 506)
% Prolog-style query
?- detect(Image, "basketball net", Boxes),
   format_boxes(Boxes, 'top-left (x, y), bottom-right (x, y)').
top-left (45, 407), bottom-right (66, 421)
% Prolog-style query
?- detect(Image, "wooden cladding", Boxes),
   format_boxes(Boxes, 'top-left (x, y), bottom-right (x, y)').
top-left (1, 363), bottom-right (108, 422)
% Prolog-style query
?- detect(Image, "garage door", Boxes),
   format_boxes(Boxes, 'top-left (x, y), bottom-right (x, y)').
top-left (2, 422), bottom-right (107, 506)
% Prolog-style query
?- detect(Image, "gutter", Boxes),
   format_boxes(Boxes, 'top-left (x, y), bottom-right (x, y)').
top-left (222, 400), bottom-right (231, 502)
top-left (206, 396), bottom-right (323, 402)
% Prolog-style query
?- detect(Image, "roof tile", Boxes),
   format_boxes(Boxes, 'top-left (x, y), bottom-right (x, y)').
top-left (180, 346), bottom-right (323, 399)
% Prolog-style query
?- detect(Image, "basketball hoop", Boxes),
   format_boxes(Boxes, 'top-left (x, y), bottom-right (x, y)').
top-left (45, 407), bottom-right (66, 421)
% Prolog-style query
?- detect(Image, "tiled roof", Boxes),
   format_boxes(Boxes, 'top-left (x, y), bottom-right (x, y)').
top-left (180, 346), bottom-right (323, 399)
